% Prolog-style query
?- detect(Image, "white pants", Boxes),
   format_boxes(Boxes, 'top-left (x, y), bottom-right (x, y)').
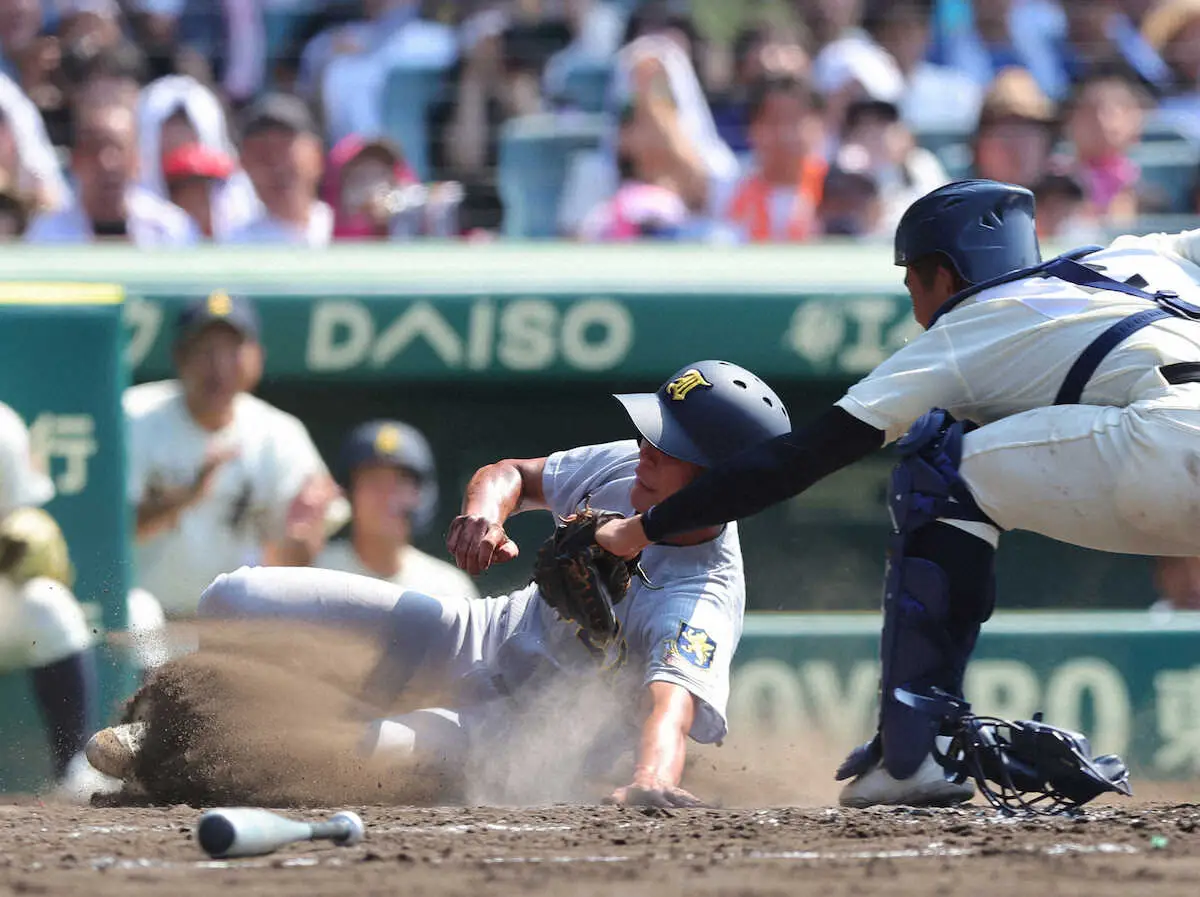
top-left (199, 566), bottom-right (516, 756)
top-left (961, 386), bottom-right (1200, 556)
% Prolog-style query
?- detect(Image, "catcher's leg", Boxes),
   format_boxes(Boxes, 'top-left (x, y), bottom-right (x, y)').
top-left (837, 410), bottom-right (996, 808)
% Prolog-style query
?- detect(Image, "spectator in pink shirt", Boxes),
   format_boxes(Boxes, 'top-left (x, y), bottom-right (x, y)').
top-left (1064, 63), bottom-right (1149, 224)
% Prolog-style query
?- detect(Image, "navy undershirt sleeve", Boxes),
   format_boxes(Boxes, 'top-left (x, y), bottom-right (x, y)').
top-left (641, 406), bottom-right (885, 542)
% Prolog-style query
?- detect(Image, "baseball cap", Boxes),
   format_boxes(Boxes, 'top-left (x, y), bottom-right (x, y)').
top-left (175, 290), bottom-right (260, 344)
top-left (238, 92), bottom-right (319, 141)
top-left (978, 68), bottom-right (1055, 128)
top-left (812, 36), bottom-right (904, 104)
top-left (162, 143), bottom-right (236, 184)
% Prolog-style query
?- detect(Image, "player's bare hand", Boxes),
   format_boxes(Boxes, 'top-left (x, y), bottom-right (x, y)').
top-left (604, 782), bottom-right (709, 809)
top-left (446, 514), bottom-right (519, 575)
top-left (595, 515), bottom-right (650, 559)
top-left (284, 474), bottom-right (341, 554)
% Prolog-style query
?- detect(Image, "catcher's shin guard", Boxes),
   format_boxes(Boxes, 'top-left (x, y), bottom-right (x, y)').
top-left (874, 410), bottom-right (999, 780)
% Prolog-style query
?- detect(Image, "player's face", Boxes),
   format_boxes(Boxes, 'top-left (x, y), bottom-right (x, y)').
top-left (176, 325), bottom-right (256, 412)
top-left (630, 439), bottom-right (704, 513)
top-left (351, 463), bottom-right (422, 541)
top-left (903, 264), bottom-right (957, 329)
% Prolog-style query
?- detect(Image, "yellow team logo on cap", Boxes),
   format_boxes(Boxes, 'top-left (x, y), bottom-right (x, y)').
top-left (665, 369), bottom-right (712, 401)
top-left (374, 425), bottom-right (402, 455)
top-left (207, 289), bottom-right (233, 317)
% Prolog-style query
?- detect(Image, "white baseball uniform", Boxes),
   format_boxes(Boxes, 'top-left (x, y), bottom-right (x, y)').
top-left (837, 229), bottom-right (1200, 556)
top-left (317, 540), bottom-right (480, 600)
top-left (199, 439), bottom-right (745, 748)
top-left (126, 380), bottom-right (330, 618)
top-left (0, 403), bottom-right (91, 673)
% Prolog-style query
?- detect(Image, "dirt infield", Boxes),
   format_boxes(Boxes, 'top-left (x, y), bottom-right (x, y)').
top-left (3, 799), bottom-right (1200, 896)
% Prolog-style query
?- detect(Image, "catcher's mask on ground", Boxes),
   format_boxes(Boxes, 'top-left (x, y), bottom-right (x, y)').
top-left (338, 420), bottom-right (438, 532)
top-left (614, 360), bottom-right (791, 468)
top-left (897, 687), bottom-right (1132, 815)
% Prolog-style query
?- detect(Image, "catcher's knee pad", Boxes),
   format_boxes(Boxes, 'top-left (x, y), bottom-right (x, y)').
top-left (880, 410), bottom-right (998, 779)
top-left (12, 576), bottom-right (92, 668)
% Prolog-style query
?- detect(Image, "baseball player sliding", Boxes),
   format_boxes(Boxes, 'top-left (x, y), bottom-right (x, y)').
top-left (86, 361), bottom-right (791, 806)
top-left (597, 179), bottom-right (1200, 808)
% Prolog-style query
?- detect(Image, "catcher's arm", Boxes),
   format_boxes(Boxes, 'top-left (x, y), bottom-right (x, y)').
top-left (608, 681), bottom-right (706, 808)
top-left (447, 457), bottom-right (548, 575)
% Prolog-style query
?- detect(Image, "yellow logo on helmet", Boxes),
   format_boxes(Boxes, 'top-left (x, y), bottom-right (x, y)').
top-left (374, 425), bottom-right (402, 455)
top-left (665, 369), bottom-right (712, 402)
top-left (207, 290), bottom-right (233, 317)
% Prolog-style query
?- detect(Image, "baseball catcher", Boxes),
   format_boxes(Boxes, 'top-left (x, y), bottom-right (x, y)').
top-left (86, 360), bottom-right (791, 807)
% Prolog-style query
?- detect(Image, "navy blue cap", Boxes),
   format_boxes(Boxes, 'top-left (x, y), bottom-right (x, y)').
top-left (175, 290), bottom-right (260, 344)
top-left (894, 179), bottom-right (1041, 284)
top-left (339, 420), bottom-right (438, 530)
top-left (615, 360), bottom-right (791, 467)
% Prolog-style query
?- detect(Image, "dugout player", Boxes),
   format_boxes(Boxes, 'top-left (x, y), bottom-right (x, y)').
top-left (596, 179), bottom-right (1200, 807)
top-left (125, 291), bottom-right (341, 619)
top-left (317, 420), bottom-right (477, 598)
top-left (88, 361), bottom-right (791, 807)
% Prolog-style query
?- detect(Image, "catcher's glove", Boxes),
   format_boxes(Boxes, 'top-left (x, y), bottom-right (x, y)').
top-left (533, 504), bottom-right (645, 645)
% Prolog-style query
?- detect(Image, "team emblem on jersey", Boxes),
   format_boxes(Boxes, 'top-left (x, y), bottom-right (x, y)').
top-left (374, 425), bottom-right (402, 455)
top-left (665, 370), bottom-right (712, 402)
top-left (207, 289), bottom-right (234, 317)
top-left (674, 622), bottom-right (716, 669)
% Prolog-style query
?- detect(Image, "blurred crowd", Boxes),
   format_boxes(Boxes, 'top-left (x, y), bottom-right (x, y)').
top-left (0, 0), bottom-right (1199, 245)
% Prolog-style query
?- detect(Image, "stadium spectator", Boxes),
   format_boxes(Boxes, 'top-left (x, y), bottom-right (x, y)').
top-left (0, 0), bottom-right (40, 81)
top-left (0, 73), bottom-right (68, 210)
top-left (1151, 556), bottom-right (1200, 613)
top-left (224, 92), bottom-right (332, 245)
top-left (811, 29), bottom-right (904, 149)
top-left (576, 98), bottom-right (693, 242)
top-left (708, 21), bottom-right (811, 157)
top-left (25, 91), bottom-right (197, 244)
top-left (1054, 0), bottom-right (1171, 93)
top-left (711, 73), bottom-right (826, 243)
top-left (817, 158), bottom-right (883, 237)
top-left (125, 292), bottom-right (341, 619)
top-left (836, 96), bottom-right (948, 231)
top-left (163, 142), bottom-right (236, 238)
top-left (1031, 169), bottom-right (1096, 241)
top-left (927, 0), bottom-right (1067, 100)
top-left (971, 67), bottom-right (1057, 189)
top-left (863, 0), bottom-right (982, 133)
top-left (137, 74), bottom-right (260, 239)
top-left (317, 420), bottom-right (478, 598)
top-left (174, 0), bottom-right (269, 108)
top-left (1063, 63), bottom-right (1148, 224)
top-left (1141, 0), bottom-right (1200, 136)
top-left (560, 33), bottom-right (736, 237)
top-left (0, 174), bottom-right (28, 238)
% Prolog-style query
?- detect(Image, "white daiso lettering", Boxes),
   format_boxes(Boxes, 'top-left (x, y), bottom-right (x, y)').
top-left (307, 299), bottom-right (373, 371)
top-left (559, 298), bottom-right (633, 371)
top-left (497, 298), bottom-right (557, 370)
top-left (28, 413), bottom-right (98, 495)
top-left (123, 294), bottom-right (164, 369)
top-left (730, 656), bottom-right (1132, 758)
top-left (371, 301), bottom-right (464, 368)
top-left (784, 301), bottom-right (845, 368)
top-left (784, 297), bottom-right (919, 374)
top-left (307, 297), bottom-right (633, 373)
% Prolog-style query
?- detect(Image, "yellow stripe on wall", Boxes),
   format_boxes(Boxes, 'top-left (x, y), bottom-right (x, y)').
top-left (0, 283), bottom-right (124, 305)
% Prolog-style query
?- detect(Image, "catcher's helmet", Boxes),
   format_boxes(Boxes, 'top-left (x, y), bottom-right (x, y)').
top-left (894, 179), bottom-right (1040, 285)
top-left (338, 420), bottom-right (438, 531)
top-left (614, 360), bottom-right (791, 467)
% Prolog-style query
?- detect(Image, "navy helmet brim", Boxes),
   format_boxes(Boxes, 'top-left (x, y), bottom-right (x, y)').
top-left (613, 392), bottom-right (709, 467)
